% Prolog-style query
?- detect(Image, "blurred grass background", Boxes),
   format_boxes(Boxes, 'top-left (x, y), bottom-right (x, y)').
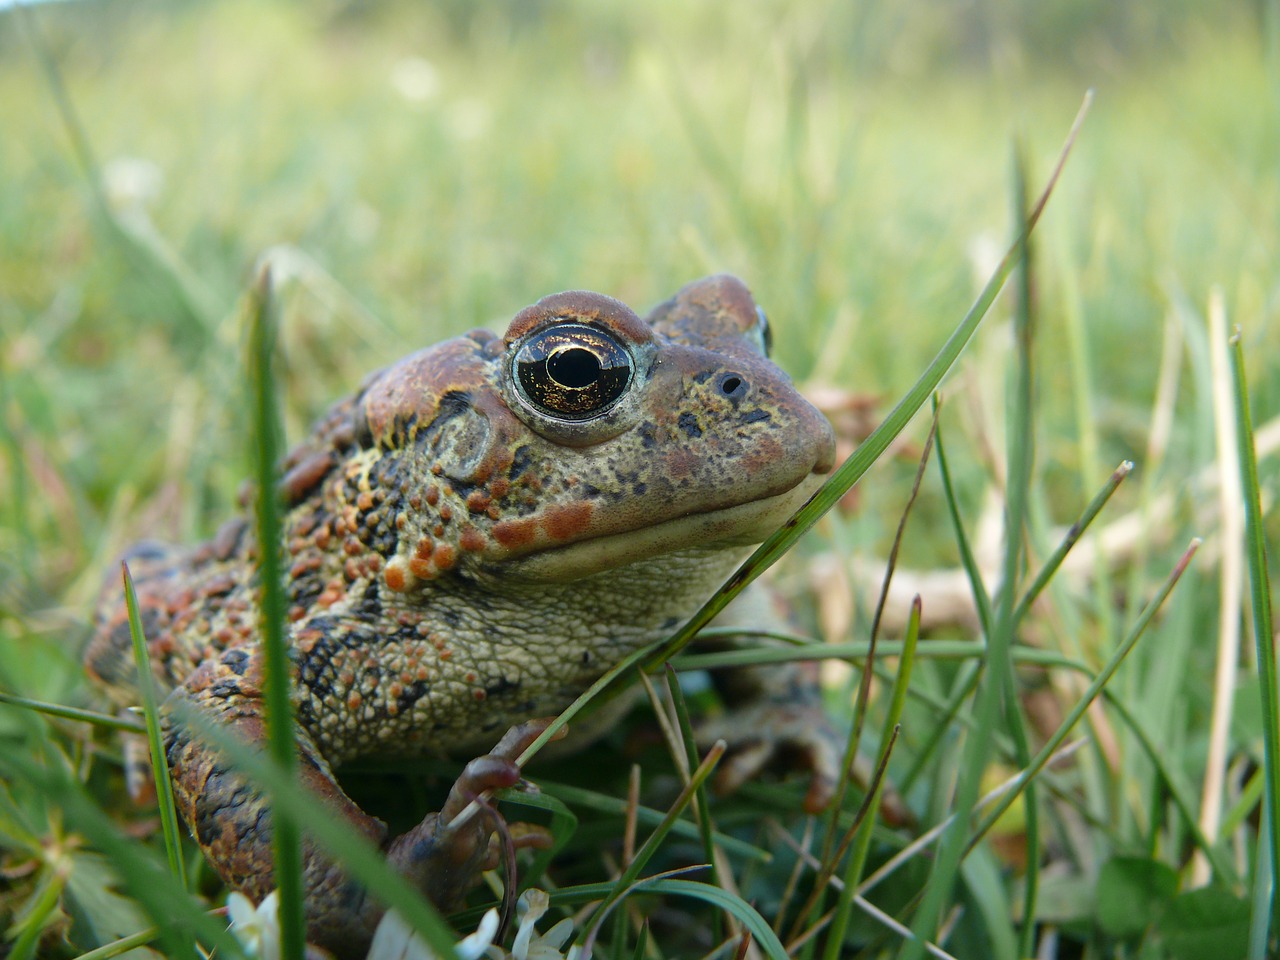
top-left (2, 0), bottom-right (1279, 957)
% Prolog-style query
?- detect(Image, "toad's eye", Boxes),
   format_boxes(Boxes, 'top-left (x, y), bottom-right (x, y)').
top-left (511, 322), bottom-right (634, 421)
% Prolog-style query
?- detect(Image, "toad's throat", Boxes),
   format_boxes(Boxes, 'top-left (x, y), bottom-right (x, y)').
top-left (498, 468), bottom-right (829, 583)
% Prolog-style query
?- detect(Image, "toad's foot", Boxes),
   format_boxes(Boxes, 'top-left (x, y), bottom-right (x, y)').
top-left (697, 700), bottom-right (842, 814)
top-left (387, 719), bottom-right (557, 908)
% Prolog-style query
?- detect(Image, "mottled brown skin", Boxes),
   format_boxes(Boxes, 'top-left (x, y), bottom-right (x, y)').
top-left (86, 274), bottom-right (838, 958)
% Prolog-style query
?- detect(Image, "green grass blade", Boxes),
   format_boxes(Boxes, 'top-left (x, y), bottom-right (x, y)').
top-left (0, 692), bottom-right (144, 733)
top-left (663, 663), bottom-right (723, 930)
top-left (8, 868), bottom-right (65, 960)
top-left (533, 780), bottom-right (769, 862)
top-left (1002, 144), bottom-right (1039, 960)
top-left (835, 415), bottom-right (936, 822)
top-left (637, 878), bottom-right (788, 960)
top-left (69, 925), bottom-right (161, 960)
top-left (825, 598), bottom-right (920, 960)
top-left (933, 396), bottom-right (993, 634)
top-left (121, 563), bottom-right (188, 894)
top-left (1011, 460), bottom-right (1133, 628)
top-left (548, 876), bottom-right (790, 960)
top-left (491, 787), bottom-right (579, 894)
top-left (1102, 692), bottom-right (1237, 885)
top-left (246, 267), bottom-right (306, 960)
top-left (1251, 814), bottom-right (1275, 960)
top-left (578, 740), bottom-right (725, 944)
top-left (1229, 329), bottom-right (1280, 944)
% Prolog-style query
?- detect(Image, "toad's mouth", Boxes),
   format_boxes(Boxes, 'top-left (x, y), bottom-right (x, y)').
top-left (498, 467), bottom-right (830, 583)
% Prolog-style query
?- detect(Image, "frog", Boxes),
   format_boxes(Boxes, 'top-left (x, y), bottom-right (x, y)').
top-left (85, 274), bottom-right (839, 958)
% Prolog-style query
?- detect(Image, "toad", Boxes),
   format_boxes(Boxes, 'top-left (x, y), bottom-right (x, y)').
top-left (86, 274), bottom-right (838, 957)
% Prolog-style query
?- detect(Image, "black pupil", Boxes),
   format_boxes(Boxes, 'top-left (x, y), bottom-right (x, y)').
top-left (514, 323), bottom-right (632, 421)
top-left (547, 346), bottom-right (602, 388)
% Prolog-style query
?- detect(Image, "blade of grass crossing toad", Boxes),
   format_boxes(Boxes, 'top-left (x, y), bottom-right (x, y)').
top-left (1229, 329), bottom-right (1280, 944)
top-left (824, 599), bottom-right (920, 960)
top-left (121, 564), bottom-right (189, 896)
top-left (247, 267), bottom-right (306, 960)
top-left (515, 643), bottom-right (655, 764)
top-left (645, 91), bottom-right (1094, 673)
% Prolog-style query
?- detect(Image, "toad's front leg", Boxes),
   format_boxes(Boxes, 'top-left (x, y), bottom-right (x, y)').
top-left (165, 651), bottom-right (551, 959)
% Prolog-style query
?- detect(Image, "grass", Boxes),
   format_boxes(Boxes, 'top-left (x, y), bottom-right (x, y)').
top-left (1, 0), bottom-right (1279, 958)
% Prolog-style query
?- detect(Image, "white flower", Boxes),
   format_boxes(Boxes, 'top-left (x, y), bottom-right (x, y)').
top-left (227, 890), bottom-right (281, 960)
top-left (510, 890), bottom-right (576, 960)
top-left (228, 887), bottom-right (576, 960)
top-left (368, 906), bottom-right (499, 960)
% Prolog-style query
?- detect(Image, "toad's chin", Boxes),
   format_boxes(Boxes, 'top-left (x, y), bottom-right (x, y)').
top-left (499, 470), bottom-right (828, 584)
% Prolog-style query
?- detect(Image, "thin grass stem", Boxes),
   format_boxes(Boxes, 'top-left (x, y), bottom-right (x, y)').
top-left (0, 692), bottom-right (145, 733)
top-left (1011, 460), bottom-right (1133, 629)
top-left (578, 742), bottom-right (725, 952)
top-left (122, 563), bottom-right (189, 894)
top-left (1229, 328), bottom-right (1280, 943)
top-left (825, 599), bottom-right (920, 959)
top-left (933, 395), bottom-right (993, 634)
top-left (247, 267), bottom-right (306, 960)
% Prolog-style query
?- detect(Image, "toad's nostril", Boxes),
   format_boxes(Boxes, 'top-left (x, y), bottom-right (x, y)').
top-left (719, 374), bottom-right (746, 398)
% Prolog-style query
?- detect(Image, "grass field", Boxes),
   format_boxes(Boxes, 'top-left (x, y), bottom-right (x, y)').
top-left (2, 1), bottom-right (1279, 958)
